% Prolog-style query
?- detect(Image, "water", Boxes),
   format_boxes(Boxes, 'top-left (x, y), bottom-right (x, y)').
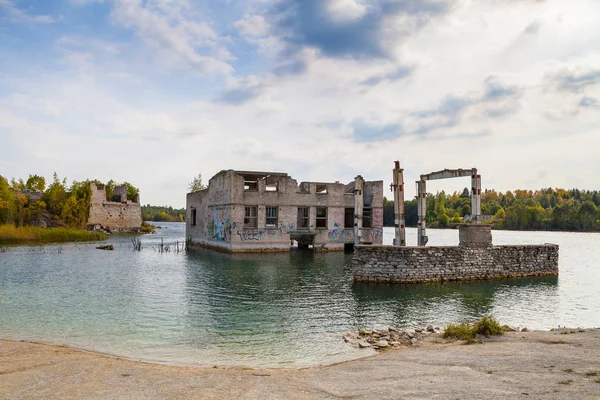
top-left (0, 223), bottom-right (599, 367)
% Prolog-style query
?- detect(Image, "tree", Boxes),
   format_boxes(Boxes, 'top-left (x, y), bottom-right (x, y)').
top-left (189, 173), bottom-right (206, 192)
top-left (25, 174), bottom-right (46, 192)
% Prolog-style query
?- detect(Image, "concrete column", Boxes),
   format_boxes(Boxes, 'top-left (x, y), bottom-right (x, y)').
top-left (354, 175), bottom-right (364, 245)
top-left (471, 170), bottom-right (482, 223)
top-left (392, 161), bottom-right (405, 246)
top-left (417, 180), bottom-right (428, 246)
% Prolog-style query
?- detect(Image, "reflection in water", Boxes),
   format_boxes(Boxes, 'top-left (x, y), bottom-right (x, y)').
top-left (0, 223), bottom-right (596, 367)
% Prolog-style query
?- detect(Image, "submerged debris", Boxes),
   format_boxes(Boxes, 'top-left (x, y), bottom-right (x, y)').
top-left (96, 245), bottom-right (114, 251)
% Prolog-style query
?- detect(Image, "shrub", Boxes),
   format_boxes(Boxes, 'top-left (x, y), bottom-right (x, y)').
top-left (472, 315), bottom-right (504, 336)
top-left (443, 315), bottom-right (504, 343)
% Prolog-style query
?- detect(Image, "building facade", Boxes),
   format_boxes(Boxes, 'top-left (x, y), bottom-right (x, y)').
top-left (186, 170), bottom-right (383, 253)
top-left (88, 183), bottom-right (142, 232)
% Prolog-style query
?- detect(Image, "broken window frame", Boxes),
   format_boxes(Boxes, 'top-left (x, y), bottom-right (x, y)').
top-left (316, 207), bottom-right (327, 229)
top-left (244, 206), bottom-right (258, 228)
top-left (316, 184), bottom-right (328, 194)
top-left (363, 206), bottom-right (372, 228)
top-left (266, 206), bottom-right (278, 228)
top-left (265, 182), bottom-right (278, 192)
top-left (297, 207), bottom-right (309, 229)
top-left (244, 180), bottom-right (258, 191)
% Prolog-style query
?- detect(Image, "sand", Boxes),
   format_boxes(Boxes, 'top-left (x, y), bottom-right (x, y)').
top-left (1, 329), bottom-right (600, 399)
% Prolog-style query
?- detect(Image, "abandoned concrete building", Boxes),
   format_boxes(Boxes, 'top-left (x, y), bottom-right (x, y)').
top-left (186, 170), bottom-right (383, 253)
top-left (87, 183), bottom-right (143, 232)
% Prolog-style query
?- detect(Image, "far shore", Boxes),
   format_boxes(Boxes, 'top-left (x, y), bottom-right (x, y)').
top-left (2, 328), bottom-right (600, 399)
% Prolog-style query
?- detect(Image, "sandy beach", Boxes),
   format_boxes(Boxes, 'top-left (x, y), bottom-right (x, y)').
top-left (1, 329), bottom-right (600, 399)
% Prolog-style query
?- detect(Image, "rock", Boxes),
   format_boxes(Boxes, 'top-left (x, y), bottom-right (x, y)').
top-left (415, 328), bottom-right (423, 333)
top-left (96, 245), bottom-right (114, 251)
top-left (359, 329), bottom-right (372, 336)
top-left (426, 325), bottom-right (435, 333)
top-left (521, 327), bottom-right (529, 332)
top-left (358, 341), bottom-right (372, 348)
top-left (374, 340), bottom-right (389, 348)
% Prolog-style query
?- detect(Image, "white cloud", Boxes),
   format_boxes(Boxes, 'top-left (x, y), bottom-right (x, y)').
top-left (110, 0), bottom-right (232, 75)
top-left (0, 0), bottom-right (56, 23)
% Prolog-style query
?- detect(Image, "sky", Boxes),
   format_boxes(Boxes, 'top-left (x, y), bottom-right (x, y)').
top-left (0, 0), bottom-right (599, 208)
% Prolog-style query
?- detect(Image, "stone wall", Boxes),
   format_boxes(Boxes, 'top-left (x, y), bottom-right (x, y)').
top-left (87, 183), bottom-right (142, 231)
top-left (353, 244), bottom-right (559, 283)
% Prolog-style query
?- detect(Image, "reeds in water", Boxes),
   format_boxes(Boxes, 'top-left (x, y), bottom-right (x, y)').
top-left (0, 225), bottom-right (108, 244)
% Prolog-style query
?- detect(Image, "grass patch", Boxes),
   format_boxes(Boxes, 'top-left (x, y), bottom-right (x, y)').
top-left (443, 315), bottom-right (504, 343)
top-left (558, 379), bottom-right (573, 385)
top-left (595, 378), bottom-right (600, 384)
top-left (140, 221), bottom-right (155, 234)
top-left (0, 225), bottom-right (107, 244)
top-left (585, 371), bottom-right (599, 376)
top-left (563, 369), bottom-right (574, 373)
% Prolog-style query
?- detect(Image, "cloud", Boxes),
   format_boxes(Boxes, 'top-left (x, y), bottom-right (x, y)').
top-left (0, 0), bottom-right (56, 23)
top-left (551, 67), bottom-right (600, 93)
top-left (234, 14), bottom-right (269, 37)
top-left (579, 96), bottom-right (600, 110)
top-left (352, 121), bottom-right (403, 142)
top-left (110, 0), bottom-right (232, 75)
top-left (266, 0), bottom-right (452, 60)
top-left (361, 66), bottom-right (414, 86)
top-left (482, 77), bottom-right (522, 101)
top-left (216, 79), bottom-right (266, 105)
top-left (523, 21), bottom-right (541, 34)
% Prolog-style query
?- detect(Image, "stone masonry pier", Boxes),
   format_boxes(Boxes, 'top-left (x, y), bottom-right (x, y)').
top-left (353, 244), bottom-right (559, 283)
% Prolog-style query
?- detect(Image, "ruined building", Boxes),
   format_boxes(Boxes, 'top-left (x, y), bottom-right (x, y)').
top-left (88, 183), bottom-right (142, 232)
top-left (186, 170), bottom-right (383, 253)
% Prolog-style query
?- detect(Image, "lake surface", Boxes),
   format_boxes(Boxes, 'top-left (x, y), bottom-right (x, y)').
top-left (1, 223), bottom-right (599, 367)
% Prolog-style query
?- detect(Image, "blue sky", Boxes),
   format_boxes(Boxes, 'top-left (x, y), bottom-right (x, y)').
top-left (1, 0), bottom-right (599, 208)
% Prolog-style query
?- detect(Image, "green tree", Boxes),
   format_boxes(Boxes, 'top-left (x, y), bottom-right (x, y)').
top-left (189, 173), bottom-right (206, 192)
top-left (25, 174), bottom-right (46, 191)
top-left (0, 175), bottom-right (14, 224)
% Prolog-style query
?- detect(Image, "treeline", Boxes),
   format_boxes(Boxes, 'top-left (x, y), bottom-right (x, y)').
top-left (383, 188), bottom-right (600, 232)
top-left (0, 173), bottom-right (139, 228)
top-left (141, 205), bottom-right (185, 222)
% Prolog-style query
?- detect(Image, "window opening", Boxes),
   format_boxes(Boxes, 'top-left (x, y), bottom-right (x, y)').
top-left (191, 209), bottom-right (197, 226)
top-left (316, 207), bottom-right (327, 228)
top-left (316, 184), bottom-right (328, 194)
top-left (363, 207), bottom-right (372, 228)
top-left (344, 208), bottom-right (354, 228)
top-left (244, 180), bottom-right (258, 191)
top-left (266, 207), bottom-right (278, 227)
top-left (297, 207), bottom-right (309, 229)
top-left (244, 206), bottom-right (258, 228)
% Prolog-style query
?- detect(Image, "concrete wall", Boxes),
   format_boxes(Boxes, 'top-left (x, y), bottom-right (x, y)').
top-left (87, 183), bottom-right (142, 231)
top-left (353, 244), bottom-right (559, 283)
top-left (186, 170), bottom-right (384, 253)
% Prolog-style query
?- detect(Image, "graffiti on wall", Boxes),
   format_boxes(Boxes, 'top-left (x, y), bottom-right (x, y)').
top-left (327, 222), bottom-right (354, 242)
top-left (362, 227), bottom-right (383, 242)
top-left (237, 229), bottom-right (264, 241)
top-left (208, 208), bottom-right (238, 242)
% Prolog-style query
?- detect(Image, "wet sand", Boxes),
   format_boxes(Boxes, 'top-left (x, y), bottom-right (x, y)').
top-left (1, 329), bottom-right (600, 399)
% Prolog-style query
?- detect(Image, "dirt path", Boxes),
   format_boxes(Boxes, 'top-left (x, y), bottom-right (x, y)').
top-left (1, 329), bottom-right (600, 399)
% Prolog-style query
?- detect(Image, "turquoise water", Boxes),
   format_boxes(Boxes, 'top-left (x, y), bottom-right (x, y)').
top-left (1, 223), bottom-right (599, 367)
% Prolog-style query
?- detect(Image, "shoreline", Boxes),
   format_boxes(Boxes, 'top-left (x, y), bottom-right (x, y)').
top-left (2, 329), bottom-right (600, 399)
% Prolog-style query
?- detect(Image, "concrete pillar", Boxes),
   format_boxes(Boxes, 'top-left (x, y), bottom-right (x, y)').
top-left (471, 170), bottom-right (482, 223)
top-left (417, 180), bottom-right (428, 246)
top-left (392, 161), bottom-right (406, 246)
top-left (354, 175), bottom-right (364, 245)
